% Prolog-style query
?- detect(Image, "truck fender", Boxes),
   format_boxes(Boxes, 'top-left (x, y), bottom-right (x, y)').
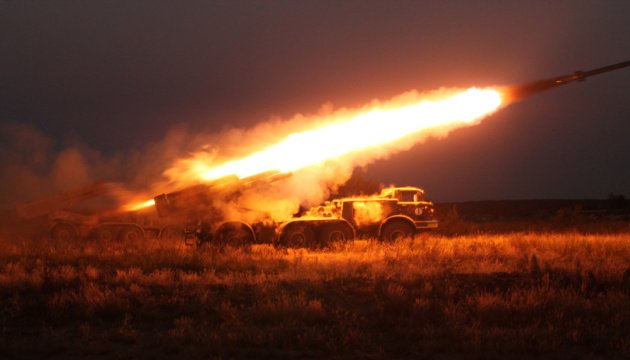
top-left (276, 220), bottom-right (301, 235)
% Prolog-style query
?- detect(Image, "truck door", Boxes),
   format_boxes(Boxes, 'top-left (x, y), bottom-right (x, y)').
top-left (342, 201), bottom-right (355, 225)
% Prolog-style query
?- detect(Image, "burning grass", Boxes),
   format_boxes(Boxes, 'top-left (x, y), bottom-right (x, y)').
top-left (1, 230), bottom-right (630, 358)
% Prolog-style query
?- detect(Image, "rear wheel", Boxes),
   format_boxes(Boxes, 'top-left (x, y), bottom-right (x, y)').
top-left (93, 226), bottom-right (116, 241)
top-left (215, 222), bottom-right (255, 247)
top-left (319, 223), bottom-right (354, 247)
top-left (118, 226), bottom-right (144, 242)
top-left (279, 223), bottom-right (316, 249)
top-left (159, 225), bottom-right (183, 241)
top-left (50, 223), bottom-right (78, 241)
top-left (380, 221), bottom-right (415, 242)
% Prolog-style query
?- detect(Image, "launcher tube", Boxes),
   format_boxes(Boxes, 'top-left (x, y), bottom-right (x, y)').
top-left (508, 60), bottom-right (630, 101)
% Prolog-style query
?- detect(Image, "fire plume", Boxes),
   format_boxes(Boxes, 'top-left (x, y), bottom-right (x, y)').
top-left (123, 199), bottom-right (155, 212)
top-left (124, 86), bottom-right (503, 211)
top-left (181, 87), bottom-right (502, 182)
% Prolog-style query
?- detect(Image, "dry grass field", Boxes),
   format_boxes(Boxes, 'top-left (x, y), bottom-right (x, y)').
top-left (1, 226), bottom-right (630, 359)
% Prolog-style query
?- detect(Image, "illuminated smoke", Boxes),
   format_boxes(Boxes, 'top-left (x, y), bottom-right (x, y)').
top-left (132, 87), bottom-right (504, 221)
top-left (166, 87), bottom-right (502, 185)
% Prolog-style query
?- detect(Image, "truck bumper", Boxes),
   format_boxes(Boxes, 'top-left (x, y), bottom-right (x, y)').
top-left (414, 220), bottom-right (438, 230)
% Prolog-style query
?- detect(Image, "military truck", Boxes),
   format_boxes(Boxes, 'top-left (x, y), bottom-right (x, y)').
top-left (279, 186), bottom-right (438, 247)
top-left (8, 168), bottom-right (437, 247)
top-left (153, 174), bottom-right (438, 248)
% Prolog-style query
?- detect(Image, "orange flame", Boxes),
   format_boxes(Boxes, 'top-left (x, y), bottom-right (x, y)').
top-left (122, 199), bottom-right (155, 212)
top-left (123, 87), bottom-right (503, 211)
top-left (185, 87), bottom-right (502, 182)
top-left (352, 201), bottom-right (386, 227)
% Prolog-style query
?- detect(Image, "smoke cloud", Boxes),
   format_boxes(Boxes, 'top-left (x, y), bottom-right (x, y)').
top-left (0, 122), bottom-right (204, 209)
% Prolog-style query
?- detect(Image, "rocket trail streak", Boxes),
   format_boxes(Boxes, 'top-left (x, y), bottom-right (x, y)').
top-left (193, 87), bottom-right (503, 181)
top-left (123, 199), bottom-right (155, 212)
top-left (123, 87), bottom-right (504, 211)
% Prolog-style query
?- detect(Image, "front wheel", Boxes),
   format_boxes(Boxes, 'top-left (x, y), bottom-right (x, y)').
top-left (215, 222), bottom-right (255, 247)
top-left (380, 221), bottom-right (415, 242)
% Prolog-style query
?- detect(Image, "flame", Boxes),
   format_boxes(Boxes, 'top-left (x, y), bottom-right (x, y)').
top-left (123, 199), bottom-right (155, 212)
top-left (352, 201), bottom-right (386, 227)
top-left (188, 87), bottom-right (502, 181)
top-left (122, 86), bottom-right (503, 211)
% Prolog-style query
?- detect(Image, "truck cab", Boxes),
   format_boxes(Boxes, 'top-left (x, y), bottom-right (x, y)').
top-left (326, 186), bottom-right (438, 241)
top-left (379, 186), bottom-right (437, 227)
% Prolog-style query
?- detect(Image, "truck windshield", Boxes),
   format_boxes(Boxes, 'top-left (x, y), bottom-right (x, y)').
top-left (400, 191), bottom-right (418, 202)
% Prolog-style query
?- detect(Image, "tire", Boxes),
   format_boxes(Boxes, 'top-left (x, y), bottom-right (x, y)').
top-left (319, 222), bottom-right (354, 247)
top-left (143, 228), bottom-right (160, 240)
top-left (118, 226), bottom-right (144, 242)
top-left (279, 222), bottom-right (316, 249)
top-left (215, 222), bottom-right (255, 247)
top-left (159, 225), bottom-right (183, 240)
top-left (380, 221), bottom-right (415, 242)
top-left (93, 226), bottom-right (116, 241)
top-left (50, 223), bottom-right (79, 241)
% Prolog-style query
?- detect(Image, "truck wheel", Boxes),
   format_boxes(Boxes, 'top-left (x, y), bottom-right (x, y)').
top-left (50, 223), bottom-right (78, 242)
top-left (93, 226), bottom-right (116, 241)
top-left (216, 223), bottom-right (255, 247)
top-left (159, 225), bottom-right (183, 240)
top-left (380, 221), bottom-right (415, 242)
top-left (319, 223), bottom-right (354, 247)
top-left (279, 223), bottom-right (316, 249)
top-left (118, 226), bottom-right (144, 242)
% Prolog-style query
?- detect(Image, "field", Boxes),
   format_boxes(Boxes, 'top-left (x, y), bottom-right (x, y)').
top-left (1, 224), bottom-right (630, 359)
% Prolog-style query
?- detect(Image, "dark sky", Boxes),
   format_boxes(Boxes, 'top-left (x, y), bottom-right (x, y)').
top-left (1, 1), bottom-right (629, 202)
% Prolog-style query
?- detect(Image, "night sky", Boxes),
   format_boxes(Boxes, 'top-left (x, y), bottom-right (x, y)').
top-left (1, 1), bottom-right (629, 203)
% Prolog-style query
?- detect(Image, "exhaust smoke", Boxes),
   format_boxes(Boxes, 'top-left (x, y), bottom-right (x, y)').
top-left (126, 87), bottom-right (504, 220)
